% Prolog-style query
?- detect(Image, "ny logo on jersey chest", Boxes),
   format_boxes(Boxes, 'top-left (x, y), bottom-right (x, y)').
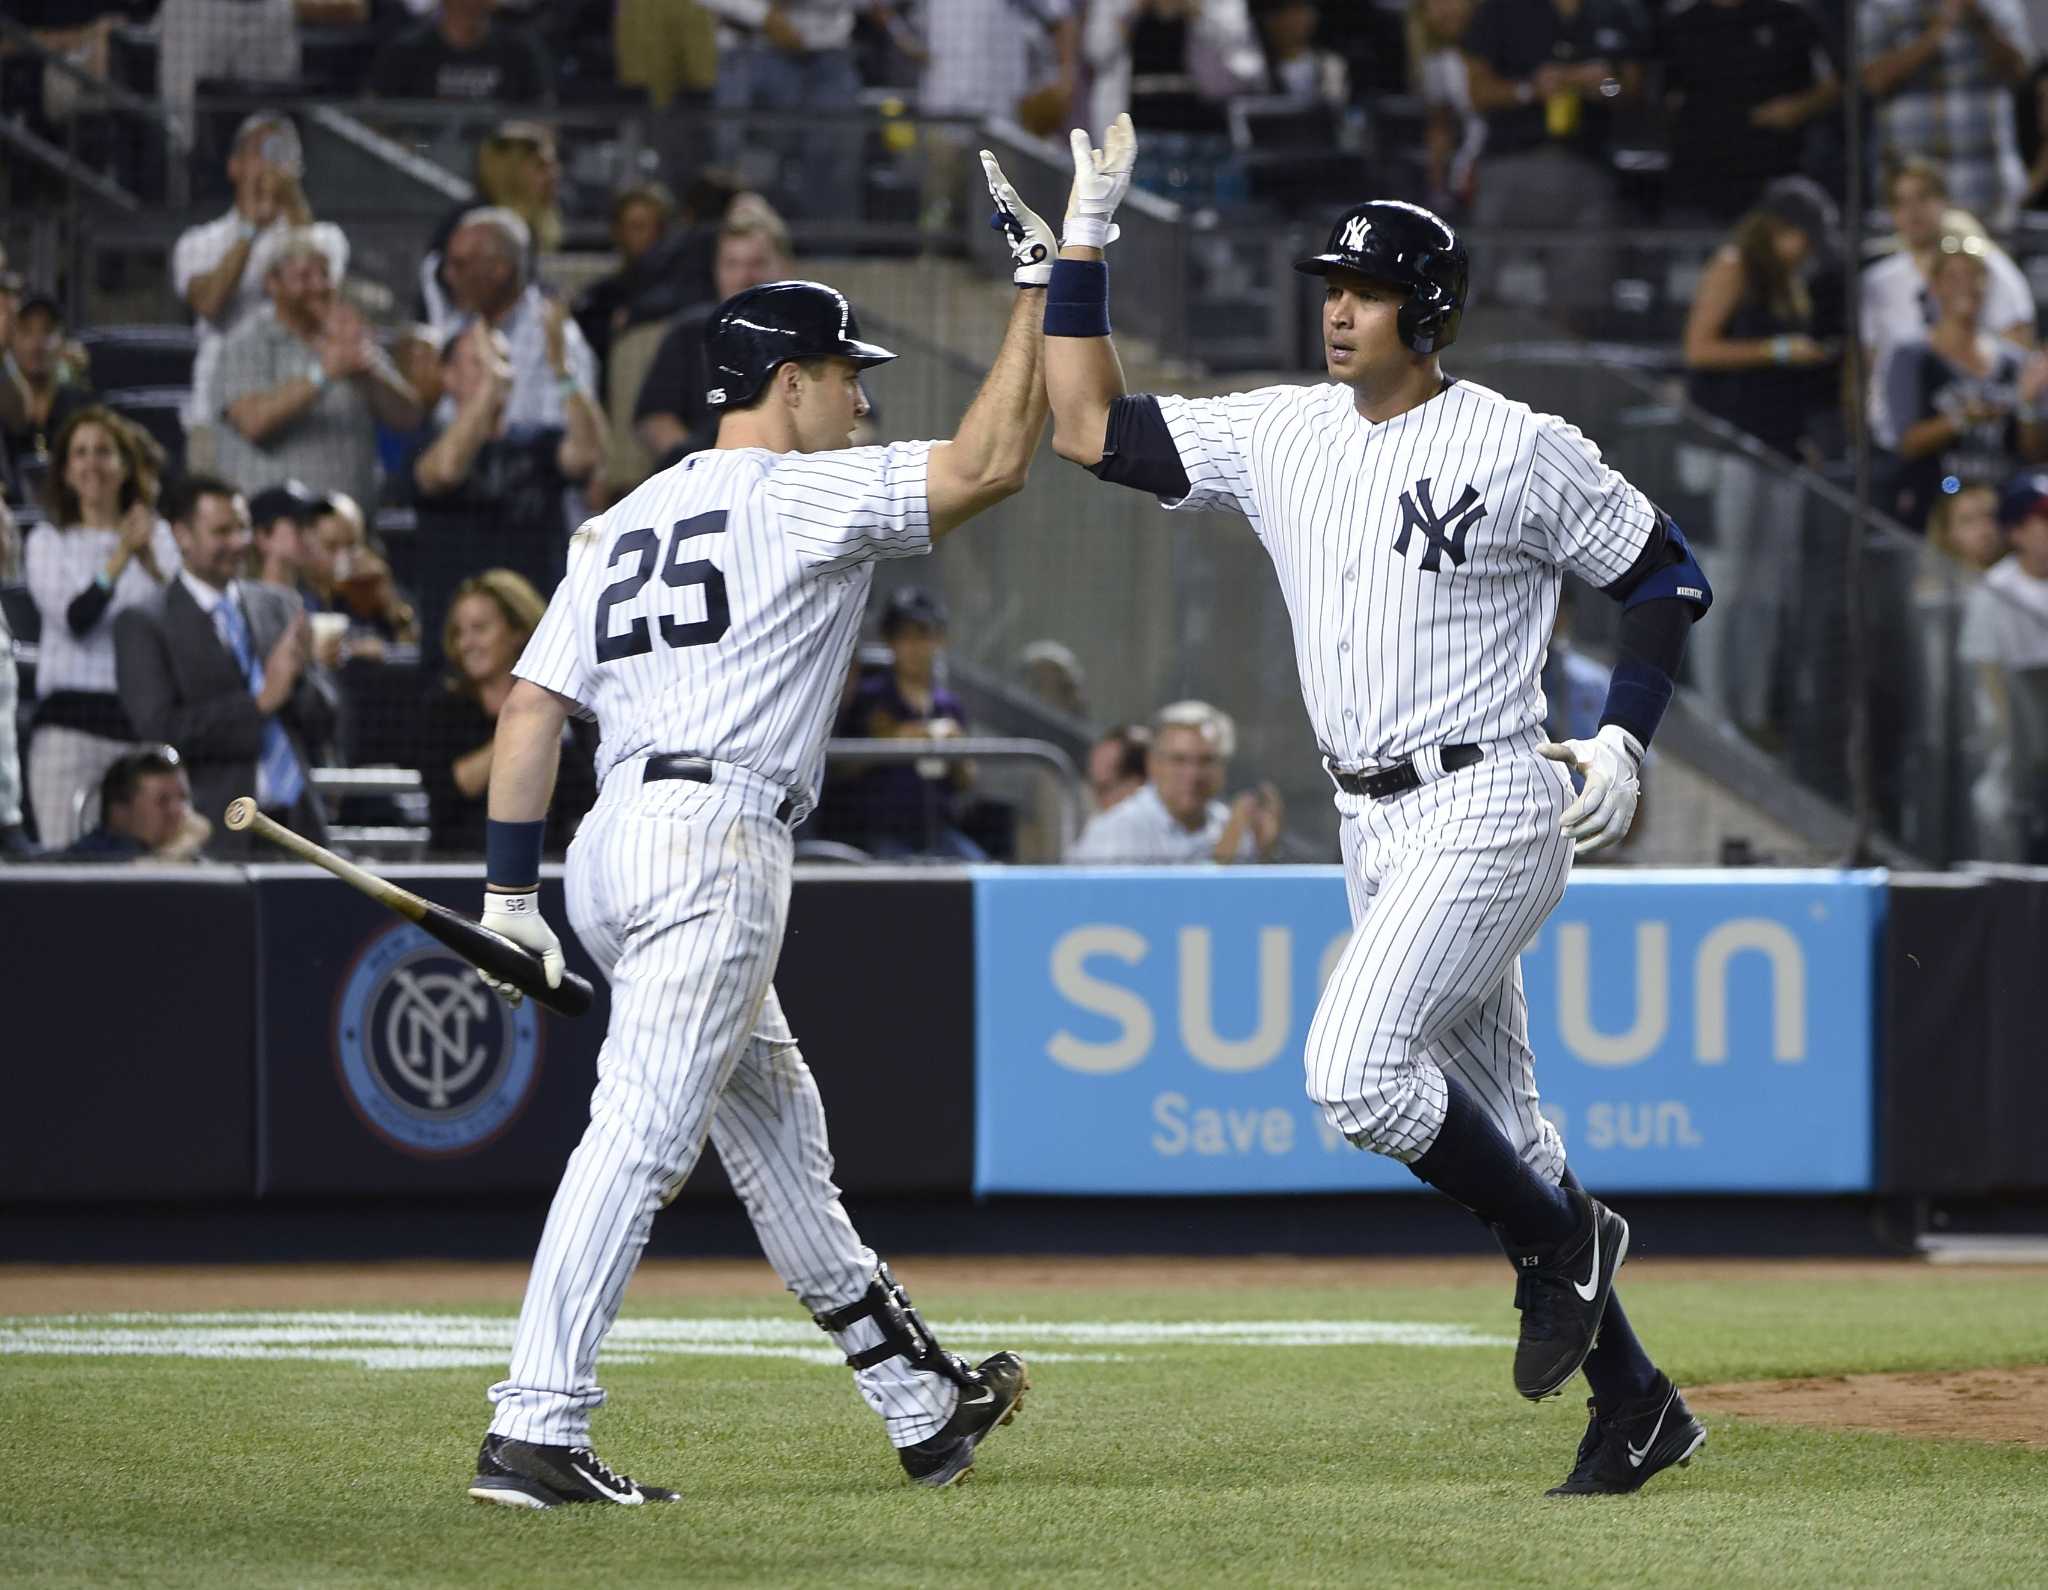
top-left (1392, 477), bottom-right (1487, 573)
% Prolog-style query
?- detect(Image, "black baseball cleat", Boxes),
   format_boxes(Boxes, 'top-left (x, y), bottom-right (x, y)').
top-left (1546, 1374), bottom-right (1707, 1496)
top-left (468, 1435), bottom-right (682, 1509)
top-left (1500, 1190), bottom-right (1629, 1401)
top-left (898, 1351), bottom-right (1030, 1488)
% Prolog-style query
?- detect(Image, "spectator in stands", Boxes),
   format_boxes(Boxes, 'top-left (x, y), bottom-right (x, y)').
top-left (704, 1), bottom-right (891, 218)
top-left (247, 481), bottom-right (352, 673)
top-left (574, 182), bottom-right (679, 375)
top-left (924, 0), bottom-right (1078, 136)
top-left (1252, 0), bottom-right (1347, 106)
top-left (211, 231), bottom-right (423, 514)
top-left (1068, 699), bottom-right (1283, 862)
top-left (1085, 0), bottom-right (1262, 138)
top-left (0, 292), bottom-right (95, 474)
top-left (1018, 637), bottom-right (1087, 718)
top-left (1959, 469), bottom-right (2048, 858)
top-left (416, 121), bottom-right (564, 336)
top-left (433, 210), bottom-right (602, 441)
top-left (412, 316), bottom-right (600, 646)
top-left (833, 586), bottom-right (988, 859)
top-left (1087, 723), bottom-right (1151, 813)
top-left (1409, 0), bottom-right (1483, 215)
top-left (308, 491), bottom-right (420, 659)
top-left (155, 0), bottom-right (368, 150)
top-left (1930, 478), bottom-right (2005, 570)
top-left (21, 407), bottom-right (177, 850)
top-left (1880, 233), bottom-right (2048, 530)
top-left (1461, 0), bottom-right (1647, 326)
top-left (1860, 0), bottom-right (2033, 230)
top-left (634, 207), bottom-right (794, 468)
top-left (114, 474), bottom-right (336, 857)
top-left (172, 113), bottom-right (350, 460)
top-left (1863, 157), bottom-right (2037, 443)
top-left (614, 0), bottom-right (719, 109)
top-left (1662, 0), bottom-right (1840, 225)
top-left (0, 604), bottom-right (28, 855)
top-left (418, 567), bottom-right (594, 856)
top-left (368, 0), bottom-right (553, 103)
top-left (63, 745), bottom-right (211, 861)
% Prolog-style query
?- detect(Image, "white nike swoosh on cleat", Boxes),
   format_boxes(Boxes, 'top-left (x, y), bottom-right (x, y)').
top-left (1627, 1389), bottom-right (1677, 1468)
top-left (959, 1387), bottom-right (994, 1408)
top-left (1572, 1219), bottom-right (1602, 1303)
top-left (571, 1463), bottom-right (644, 1504)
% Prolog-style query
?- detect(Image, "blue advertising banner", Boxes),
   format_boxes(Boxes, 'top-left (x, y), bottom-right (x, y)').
top-left (973, 869), bottom-right (1884, 1196)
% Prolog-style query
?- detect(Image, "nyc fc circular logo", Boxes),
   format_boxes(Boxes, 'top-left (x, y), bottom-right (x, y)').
top-left (335, 923), bottom-right (541, 1156)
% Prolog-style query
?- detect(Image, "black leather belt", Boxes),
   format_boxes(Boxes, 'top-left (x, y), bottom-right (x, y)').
top-left (643, 754), bottom-right (795, 824)
top-left (1331, 743), bottom-right (1484, 800)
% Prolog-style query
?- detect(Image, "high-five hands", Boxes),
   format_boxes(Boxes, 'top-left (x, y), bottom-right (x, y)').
top-left (1064, 112), bottom-right (1136, 251)
top-left (981, 150), bottom-right (1057, 287)
top-left (1537, 724), bottom-right (1644, 856)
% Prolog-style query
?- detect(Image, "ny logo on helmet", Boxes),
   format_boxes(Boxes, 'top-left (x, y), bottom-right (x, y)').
top-left (1340, 214), bottom-right (1371, 252)
top-left (1393, 478), bottom-right (1486, 573)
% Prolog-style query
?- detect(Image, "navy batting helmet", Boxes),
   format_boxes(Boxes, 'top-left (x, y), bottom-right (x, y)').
top-left (1295, 200), bottom-right (1468, 355)
top-left (703, 279), bottom-right (897, 410)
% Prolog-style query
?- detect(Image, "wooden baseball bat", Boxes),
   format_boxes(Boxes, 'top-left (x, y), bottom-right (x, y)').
top-left (223, 797), bottom-right (594, 1018)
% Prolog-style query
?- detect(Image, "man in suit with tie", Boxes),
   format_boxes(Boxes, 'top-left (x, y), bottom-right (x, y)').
top-left (114, 473), bottom-right (337, 857)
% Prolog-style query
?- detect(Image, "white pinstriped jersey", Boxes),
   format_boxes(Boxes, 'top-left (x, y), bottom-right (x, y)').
top-left (513, 443), bottom-right (934, 814)
top-left (1153, 378), bottom-right (1656, 769)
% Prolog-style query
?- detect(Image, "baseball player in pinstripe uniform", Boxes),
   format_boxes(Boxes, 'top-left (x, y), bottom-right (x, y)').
top-left (462, 154), bottom-right (1062, 1508)
top-left (1038, 117), bottom-right (1715, 1496)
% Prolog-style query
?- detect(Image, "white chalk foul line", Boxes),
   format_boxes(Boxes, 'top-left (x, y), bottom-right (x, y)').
top-left (0, 1311), bottom-right (1511, 1372)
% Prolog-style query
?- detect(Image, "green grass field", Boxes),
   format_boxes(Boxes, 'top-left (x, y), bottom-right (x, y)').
top-left (4, 1261), bottom-right (2046, 1588)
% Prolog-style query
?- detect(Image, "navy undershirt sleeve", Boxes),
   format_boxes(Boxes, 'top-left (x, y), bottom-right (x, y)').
top-left (1087, 394), bottom-right (1193, 499)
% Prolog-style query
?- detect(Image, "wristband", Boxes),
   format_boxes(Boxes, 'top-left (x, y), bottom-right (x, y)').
top-left (307, 360), bottom-right (329, 392)
top-left (485, 818), bottom-right (546, 890)
top-left (235, 219), bottom-right (259, 243)
top-left (1770, 335), bottom-right (1791, 366)
top-left (556, 373), bottom-right (578, 398)
top-left (94, 568), bottom-right (114, 591)
top-left (1045, 258), bottom-right (1111, 338)
top-left (1063, 216), bottom-right (1115, 251)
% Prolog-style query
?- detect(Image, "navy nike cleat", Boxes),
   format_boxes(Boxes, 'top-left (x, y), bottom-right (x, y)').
top-left (1547, 1374), bottom-right (1707, 1496)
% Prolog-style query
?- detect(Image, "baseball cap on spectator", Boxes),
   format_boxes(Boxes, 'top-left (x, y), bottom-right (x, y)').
top-left (1997, 469), bottom-right (2048, 529)
top-left (249, 480), bottom-right (329, 529)
top-left (882, 586), bottom-right (948, 636)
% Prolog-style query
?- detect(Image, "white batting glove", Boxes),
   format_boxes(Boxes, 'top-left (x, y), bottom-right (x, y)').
top-left (1064, 113), bottom-right (1135, 251)
top-left (981, 150), bottom-right (1056, 287)
top-left (1537, 724), bottom-right (1644, 856)
top-left (479, 888), bottom-right (564, 1008)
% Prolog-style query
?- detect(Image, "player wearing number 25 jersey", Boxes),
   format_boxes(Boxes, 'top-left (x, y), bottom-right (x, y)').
top-left (1043, 117), bottom-right (1714, 1496)
top-left (460, 149), bottom-right (1065, 1509)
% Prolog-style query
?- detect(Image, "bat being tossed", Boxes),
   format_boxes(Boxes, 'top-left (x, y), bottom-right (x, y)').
top-left (223, 797), bottom-right (593, 1017)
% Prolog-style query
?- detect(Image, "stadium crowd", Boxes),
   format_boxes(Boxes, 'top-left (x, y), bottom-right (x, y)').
top-left (2, 0), bottom-right (2047, 863)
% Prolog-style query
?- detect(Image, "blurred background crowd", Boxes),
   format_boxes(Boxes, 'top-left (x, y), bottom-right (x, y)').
top-left (1, 0), bottom-right (2046, 869)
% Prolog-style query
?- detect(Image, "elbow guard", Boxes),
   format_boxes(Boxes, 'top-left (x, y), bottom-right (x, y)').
top-left (1609, 510), bottom-right (1713, 617)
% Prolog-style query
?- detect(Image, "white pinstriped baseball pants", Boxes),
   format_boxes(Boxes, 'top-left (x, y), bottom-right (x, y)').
top-left (1303, 737), bottom-right (1574, 1185)
top-left (488, 763), bottom-right (956, 1448)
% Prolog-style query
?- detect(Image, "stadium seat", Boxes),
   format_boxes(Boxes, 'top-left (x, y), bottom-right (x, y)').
top-left (77, 326), bottom-right (199, 392)
top-left (101, 387), bottom-right (190, 477)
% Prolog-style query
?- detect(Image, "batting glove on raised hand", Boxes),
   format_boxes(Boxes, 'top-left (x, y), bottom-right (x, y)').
top-left (1064, 112), bottom-right (1135, 251)
top-left (478, 888), bottom-right (564, 1007)
top-left (1537, 724), bottom-right (1644, 856)
top-left (981, 150), bottom-right (1056, 287)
